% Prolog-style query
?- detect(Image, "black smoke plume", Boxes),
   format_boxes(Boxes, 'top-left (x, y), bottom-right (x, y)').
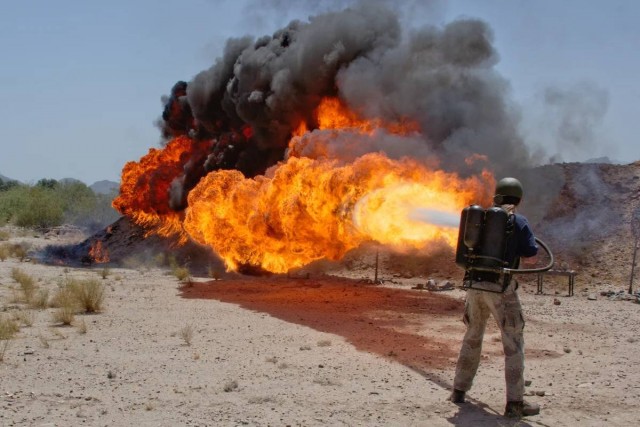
top-left (157, 3), bottom-right (532, 211)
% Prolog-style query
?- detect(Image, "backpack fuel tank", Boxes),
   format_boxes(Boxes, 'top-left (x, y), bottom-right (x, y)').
top-left (455, 205), bottom-right (514, 290)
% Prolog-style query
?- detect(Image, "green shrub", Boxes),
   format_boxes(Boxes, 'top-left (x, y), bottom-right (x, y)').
top-left (0, 180), bottom-right (119, 230)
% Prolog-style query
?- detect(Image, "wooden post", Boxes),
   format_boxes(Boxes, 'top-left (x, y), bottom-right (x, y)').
top-left (374, 247), bottom-right (379, 283)
top-left (630, 236), bottom-right (638, 294)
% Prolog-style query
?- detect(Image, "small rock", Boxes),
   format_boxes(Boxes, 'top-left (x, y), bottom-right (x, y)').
top-left (535, 390), bottom-right (546, 396)
top-left (439, 280), bottom-right (454, 291)
top-left (563, 347), bottom-right (572, 354)
top-left (587, 294), bottom-right (597, 301)
top-left (525, 380), bottom-right (532, 387)
top-left (553, 298), bottom-right (561, 306)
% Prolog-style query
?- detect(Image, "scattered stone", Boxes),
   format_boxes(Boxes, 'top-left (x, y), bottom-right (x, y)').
top-left (535, 390), bottom-right (546, 396)
top-left (600, 290), bottom-right (640, 301)
top-left (439, 281), bottom-right (454, 291)
top-left (525, 380), bottom-right (532, 387)
top-left (563, 347), bottom-right (572, 354)
top-left (587, 294), bottom-right (597, 301)
top-left (553, 298), bottom-right (561, 305)
top-left (421, 279), bottom-right (454, 292)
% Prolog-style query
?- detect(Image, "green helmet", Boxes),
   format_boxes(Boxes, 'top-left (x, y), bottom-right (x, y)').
top-left (495, 177), bottom-right (523, 200)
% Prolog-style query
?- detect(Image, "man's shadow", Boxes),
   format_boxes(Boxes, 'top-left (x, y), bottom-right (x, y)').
top-left (447, 402), bottom-right (536, 426)
top-left (409, 366), bottom-right (538, 427)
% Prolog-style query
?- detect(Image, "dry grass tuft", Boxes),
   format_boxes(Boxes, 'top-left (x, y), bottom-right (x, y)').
top-left (68, 278), bottom-right (105, 313)
top-left (13, 310), bottom-right (35, 327)
top-left (208, 265), bottom-right (223, 280)
top-left (0, 315), bottom-right (20, 340)
top-left (10, 243), bottom-right (29, 262)
top-left (173, 266), bottom-right (192, 282)
top-left (50, 277), bottom-right (105, 324)
top-left (0, 340), bottom-right (9, 362)
top-left (11, 267), bottom-right (36, 302)
top-left (51, 286), bottom-right (78, 325)
top-left (76, 318), bottom-right (87, 334)
top-left (0, 244), bottom-right (9, 261)
top-left (0, 230), bottom-right (10, 241)
top-left (180, 324), bottom-right (194, 346)
top-left (31, 289), bottom-right (49, 309)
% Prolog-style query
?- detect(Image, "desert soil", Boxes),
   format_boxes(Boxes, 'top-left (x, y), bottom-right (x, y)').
top-left (1, 229), bottom-right (640, 427)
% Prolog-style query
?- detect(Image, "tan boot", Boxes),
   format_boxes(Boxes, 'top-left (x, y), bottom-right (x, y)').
top-left (504, 400), bottom-right (540, 418)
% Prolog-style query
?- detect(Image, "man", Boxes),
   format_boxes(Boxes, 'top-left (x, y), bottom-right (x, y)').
top-left (450, 177), bottom-right (540, 418)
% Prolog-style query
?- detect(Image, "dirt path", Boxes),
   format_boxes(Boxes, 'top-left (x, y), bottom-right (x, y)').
top-left (1, 233), bottom-right (639, 425)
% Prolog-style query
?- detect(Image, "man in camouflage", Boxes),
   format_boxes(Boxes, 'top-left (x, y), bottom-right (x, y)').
top-left (450, 177), bottom-right (540, 418)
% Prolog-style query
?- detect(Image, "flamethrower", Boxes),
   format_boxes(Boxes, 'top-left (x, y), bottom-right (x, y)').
top-left (455, 205), bottom-right (554, 293)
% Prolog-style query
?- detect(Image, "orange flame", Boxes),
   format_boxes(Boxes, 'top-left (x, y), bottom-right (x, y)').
top-left (89, 240), bottom-right (110, 263)
top-left (112, 135), bottom-right (206, 241)
top-left (314, 97), bottom-right (419, 135)
top-left (181, 97), bottom-right (493, 273)
top-left (184, 154), bottom-right (491, 273)
top-left (116, 97), bottom-right (494, 273)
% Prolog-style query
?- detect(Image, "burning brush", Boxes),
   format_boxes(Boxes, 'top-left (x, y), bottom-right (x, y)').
top-left (111, 5), bottom-right (531, 274)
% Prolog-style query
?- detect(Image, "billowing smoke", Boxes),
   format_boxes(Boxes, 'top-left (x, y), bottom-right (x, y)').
top-left (156, 3), bottom-right (532, 211)
top-left (524, 82), bottom-right (610, 164)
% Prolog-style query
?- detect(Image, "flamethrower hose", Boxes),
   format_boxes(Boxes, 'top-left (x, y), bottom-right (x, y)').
top-left (503, 237), bottom-right (554, 275)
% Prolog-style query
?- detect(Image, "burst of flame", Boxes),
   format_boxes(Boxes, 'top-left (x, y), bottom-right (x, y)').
top-left (115, 97), bottom-right (494, 273)
top-left (181, 97), bottom-right (493, 273)
top-left (112, 135), bottom-right (200, 241)
top-left (184, 153), bottom-right (491, 273)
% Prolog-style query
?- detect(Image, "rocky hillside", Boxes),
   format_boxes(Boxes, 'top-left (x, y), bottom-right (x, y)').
top-left (525, 161), bottom-right (640, 288)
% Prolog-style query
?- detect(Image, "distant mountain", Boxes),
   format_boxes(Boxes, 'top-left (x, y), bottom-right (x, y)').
top-left (90, 180), bottom-right (119, 195)
top-left (0, 173), bottom-right (17, 183)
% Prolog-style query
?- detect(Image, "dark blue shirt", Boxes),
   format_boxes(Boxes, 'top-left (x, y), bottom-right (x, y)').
top-left (504, 213), bottom-right (538, 268)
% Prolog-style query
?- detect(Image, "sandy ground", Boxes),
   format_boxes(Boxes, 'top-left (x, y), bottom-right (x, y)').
top-left (1, 230), bottom-right (640, 426)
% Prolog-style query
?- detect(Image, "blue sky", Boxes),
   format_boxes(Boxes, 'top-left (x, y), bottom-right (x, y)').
top-left (0, 0), bottom-right (638, 184)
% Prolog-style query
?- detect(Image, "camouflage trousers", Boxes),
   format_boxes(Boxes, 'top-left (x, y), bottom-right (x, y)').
top-left (453, 282), bottom-right (525, 402)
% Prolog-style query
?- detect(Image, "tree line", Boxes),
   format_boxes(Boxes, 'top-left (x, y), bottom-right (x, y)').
top-left (0, 178), bottom-right (120, 230)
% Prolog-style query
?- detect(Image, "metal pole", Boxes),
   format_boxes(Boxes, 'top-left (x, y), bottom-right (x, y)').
top-left (630, 237), bottom-right (638, 294)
